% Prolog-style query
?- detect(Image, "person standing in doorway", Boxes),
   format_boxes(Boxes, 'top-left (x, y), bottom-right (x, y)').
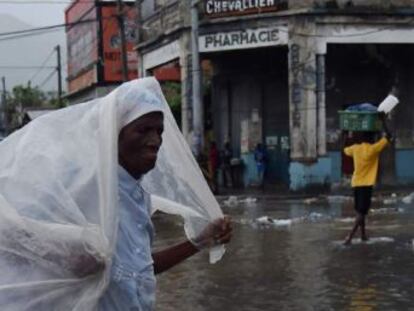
top-left (343, 113), bottom-right (392, 245)
top-left (221, 142), bottom-right (233, 188)
top-left (254, 143), bottom-right (267, 188)
top-left (208, 141), bottom-right (219, 194)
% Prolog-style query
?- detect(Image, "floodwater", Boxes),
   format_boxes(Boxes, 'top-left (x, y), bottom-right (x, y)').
top-left (153, 197), bottom-right (414, 311)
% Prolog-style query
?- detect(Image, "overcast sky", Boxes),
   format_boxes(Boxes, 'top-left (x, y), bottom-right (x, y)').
top-left (0, 0), bottom-right (69, 92)
top-left (0, 0), bottom-right (68, 26)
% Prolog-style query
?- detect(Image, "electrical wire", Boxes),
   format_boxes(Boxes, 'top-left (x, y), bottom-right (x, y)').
top-left (0, 18), bottom-right (97, 38)
top-left (63, 5), bottom-right (135, 76)
top-left (0, 0), bottom-right (134, 3)
top-left (28, 48), bottom-right (56, 84)
top-left (0, 4), bottom-right (134, 44)
top-left (46, 5), bottom-right (134, 90)
top-left (39, 70), bottom-right (56, 88)
top-left (0, 65), bottom-right (55, 69)
top-left (1, 2), bottom-right (136, 94)
top-left (0, 0), bottom-right (92, 4)
top-left (1, 11), bottom-right (412, 43)
top-left (0, 27), bottom-right (63, 43)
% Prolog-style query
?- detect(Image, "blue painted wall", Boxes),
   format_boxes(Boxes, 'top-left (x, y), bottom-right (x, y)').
top-left (240, 149), bottom-right (414, 190)
top-left (396, 149), bottom-right (414, 184)
top-left (241, 150), bottom-right (291, 186)
top-left (287, 153), bottom-right (342, 190)
top-left (289, 157), bottom-right (332, 191)
top-left (329, 151), bottom-right (342, 183)
top-left (241, 153), bottom-right (258, 186)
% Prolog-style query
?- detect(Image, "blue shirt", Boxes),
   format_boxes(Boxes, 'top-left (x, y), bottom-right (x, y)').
top-left (99, 166), bottom-right (156, 311)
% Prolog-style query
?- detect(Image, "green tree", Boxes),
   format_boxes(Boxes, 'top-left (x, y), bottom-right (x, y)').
top-left (4, 85), bottom-right (46, 131)
top-left (161, 82), bottom-right (181, 127)
top-left (4, 85), bottom-right (65, 132)
top-left (10, 85), bottom-right (46, 109)
top-left (46, 91), bottom-right (68, 108)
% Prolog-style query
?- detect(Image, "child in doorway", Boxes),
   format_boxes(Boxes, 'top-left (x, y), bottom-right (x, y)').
top-left (343, 113), bottom-right (392, 245)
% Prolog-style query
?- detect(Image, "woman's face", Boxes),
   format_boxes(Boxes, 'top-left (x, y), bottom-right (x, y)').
top-left (118, 111), bottom-right (164, 178)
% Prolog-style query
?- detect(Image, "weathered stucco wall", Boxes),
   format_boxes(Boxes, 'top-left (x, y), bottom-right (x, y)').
top-left (288, 18), bottom-right (319, 161)
top-left (289, 0), bottom-right (413, 10)
top-left (141, 0), bottom-right (187, 42)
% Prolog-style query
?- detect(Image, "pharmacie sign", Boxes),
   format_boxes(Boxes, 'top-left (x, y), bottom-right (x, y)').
top-left (205, 0), bottom-right (288, 17)
top-left (199, 27), bottom-right (288, 52)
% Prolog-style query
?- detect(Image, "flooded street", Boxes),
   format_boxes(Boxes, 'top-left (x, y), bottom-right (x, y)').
top-left (153, 198), bottom-right (414, 311)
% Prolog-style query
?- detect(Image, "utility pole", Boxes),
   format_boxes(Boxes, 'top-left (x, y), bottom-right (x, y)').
top-left (117, 0), bottom-right (129, 82)
top-left (1, 76), bottom-right (6, 134)
top-left (2, 77), bottom-right (6, 104)
top-left (190, 0), bottom-right (203, 157)
top-left (55, 45), bottom-right (62, 107)
top-left (135, 0), bottom-right (144, 77)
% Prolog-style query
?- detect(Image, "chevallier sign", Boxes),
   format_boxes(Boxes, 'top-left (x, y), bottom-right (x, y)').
top-left (205, 0), bottom-right (288, 17)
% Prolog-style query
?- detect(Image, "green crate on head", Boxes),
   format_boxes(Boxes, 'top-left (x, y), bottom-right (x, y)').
top-left (338, 111), bottom-right (382, 132)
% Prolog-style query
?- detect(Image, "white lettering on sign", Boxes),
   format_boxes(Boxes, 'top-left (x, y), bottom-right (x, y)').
top-left (205, 0), bottom-right (286, 16)
top-left (199, 27), bottom-right (288, 52)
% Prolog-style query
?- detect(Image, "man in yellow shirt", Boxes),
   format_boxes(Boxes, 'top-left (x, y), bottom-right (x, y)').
top-left (343, 113), bottom-right (392, 245)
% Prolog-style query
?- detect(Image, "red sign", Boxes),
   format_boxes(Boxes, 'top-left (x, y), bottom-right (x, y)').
top-left (68, 68), bottom-right (96, 94)
top-left (101, 5), bottom-right (138, 82)
top-left (65, 0), bottom-right (98, 81)
top-left (152, 61), bottom-right (180, 82)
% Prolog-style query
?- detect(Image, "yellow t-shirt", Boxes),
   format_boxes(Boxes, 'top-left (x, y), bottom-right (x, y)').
top-left (344, 137), bottom-right (388, 187)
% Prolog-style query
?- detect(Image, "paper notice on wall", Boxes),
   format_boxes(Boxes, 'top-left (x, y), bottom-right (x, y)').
top-left (281, 136), bottom-right (290, 150)
top-left (251, 108), bottom-right (260, 123)
top-left (240, 119), bottom-right (262, 153)
top-left (241, 120), bottom-right (249, 154)
top-left (250, 122), bottom-right (262, 148)
top-left (266, 136), bottom-right (278, 146)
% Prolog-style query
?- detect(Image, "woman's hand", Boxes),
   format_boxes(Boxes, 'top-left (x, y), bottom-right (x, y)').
top-left (191, 216), bottom-right (232, 250)
top-left (71, 252), bottom-right (105, 278)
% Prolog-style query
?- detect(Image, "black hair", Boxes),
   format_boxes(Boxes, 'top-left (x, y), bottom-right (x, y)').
top-left (354, 131), bottom-right (378, 144)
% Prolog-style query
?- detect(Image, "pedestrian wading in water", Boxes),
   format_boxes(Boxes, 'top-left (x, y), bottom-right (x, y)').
top-left (343, 113), bottom-right (392, 245)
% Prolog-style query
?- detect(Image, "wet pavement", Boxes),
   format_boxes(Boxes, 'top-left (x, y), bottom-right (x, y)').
top-left (153, 198), bottom-right (414, 311)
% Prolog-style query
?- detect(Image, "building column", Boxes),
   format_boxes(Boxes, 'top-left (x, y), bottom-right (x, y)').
top-left (316, 53), bottom-right (326, 156)
top-left (288, 18), bottom-right (318, 161)
top-left (179, 31), bottom-right (192, 141)
top-left (288, 18), bottom-right (331, 190)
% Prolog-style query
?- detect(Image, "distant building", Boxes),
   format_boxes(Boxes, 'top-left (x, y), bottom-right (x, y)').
top-left (139, 0), bottom-right (414, 190)
top-left (22, 108), bottom-right (56, 125)
top-left (64, 0), bottom-right (138, 104)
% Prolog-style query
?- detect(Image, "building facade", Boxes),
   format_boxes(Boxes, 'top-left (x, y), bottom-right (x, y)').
top-left (65, 0), bottom-right (139, 104)
top-left (138, 0), bottom-right (414, 190)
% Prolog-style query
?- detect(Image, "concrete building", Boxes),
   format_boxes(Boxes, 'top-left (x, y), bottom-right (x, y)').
top-left (137, 0), bottom-right (414, 190)
top-left (65, 0), bottom-right (139, 104)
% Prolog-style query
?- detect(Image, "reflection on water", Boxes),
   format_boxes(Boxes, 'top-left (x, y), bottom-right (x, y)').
top-left (153, 200), bottom-right (414, 311)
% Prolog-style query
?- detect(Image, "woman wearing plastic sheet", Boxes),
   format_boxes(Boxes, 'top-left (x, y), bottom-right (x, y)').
top-left (0, 77), bottom-right (232, 311)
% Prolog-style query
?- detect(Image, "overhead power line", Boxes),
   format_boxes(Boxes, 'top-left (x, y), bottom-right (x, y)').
top-left (0, 0), bottom-right (93, 4)
top-left (0, 0), bottom-right (135, 4)
top-left (0, 15), bottom-right (119, 43)
top-left (0, 65), bottom-right (55, 69)
top-left (0, 27), bottom-right (62, 43)
top-left (0, 18), bottom-right (97, 38)
top-left (61, 4), bottom-right (134, 73)
top-left (39, 70), bottom-right (56, 88)
top-left (28, 48), bottom-right (56, 84)
top-left (0, 8), bottom-right (128, 44)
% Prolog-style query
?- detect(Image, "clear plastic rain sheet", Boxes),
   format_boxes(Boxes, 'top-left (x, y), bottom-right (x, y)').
top-left (0, 78), bottom-right (224, 310)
